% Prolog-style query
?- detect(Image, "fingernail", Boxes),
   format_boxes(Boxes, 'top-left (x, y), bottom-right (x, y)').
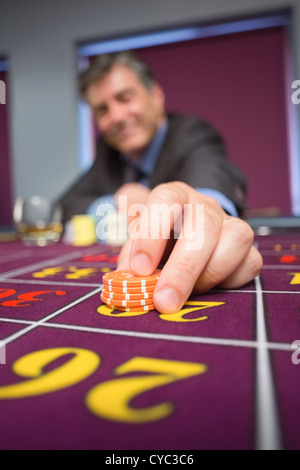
top-left (131, 252), bottom-right (153, 275)
top-left (155, 287), bottom-right (181, 313)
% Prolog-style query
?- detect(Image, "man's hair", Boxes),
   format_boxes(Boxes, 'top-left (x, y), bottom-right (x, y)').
top-left (78, 51), bottom-right (156, 98)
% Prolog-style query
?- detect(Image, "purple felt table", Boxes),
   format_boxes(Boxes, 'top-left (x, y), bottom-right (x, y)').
top-left (0, 234), bottom-right (299, 450)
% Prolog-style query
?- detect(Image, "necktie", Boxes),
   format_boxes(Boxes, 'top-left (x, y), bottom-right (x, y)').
top-left (123, 162), bottom-right (144, 183)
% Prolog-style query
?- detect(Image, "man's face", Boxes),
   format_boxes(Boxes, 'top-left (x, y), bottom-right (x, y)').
top-left (85, 64), bottom-right (165, 158)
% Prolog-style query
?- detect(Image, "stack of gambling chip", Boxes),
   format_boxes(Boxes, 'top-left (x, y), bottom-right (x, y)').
top-left (101, 269), bottom-right (161, 312)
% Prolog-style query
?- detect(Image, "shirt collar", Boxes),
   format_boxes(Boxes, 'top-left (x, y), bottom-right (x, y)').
top-left (122, 120), bottom-right (169, 176)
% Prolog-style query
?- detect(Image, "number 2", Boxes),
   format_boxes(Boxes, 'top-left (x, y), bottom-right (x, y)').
top-left (86, 356), bottom-right (207, 423)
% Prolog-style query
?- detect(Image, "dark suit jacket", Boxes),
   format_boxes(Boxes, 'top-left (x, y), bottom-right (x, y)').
top-left (58, 113), bottom-right (247, 222)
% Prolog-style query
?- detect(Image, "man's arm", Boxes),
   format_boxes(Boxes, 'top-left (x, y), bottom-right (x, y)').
top-left (57, 140), bottom-right (123, 223)
top-left (58, 168), bottom-right (102, 223)
top-left (150, 114), bottom-right (247, 217)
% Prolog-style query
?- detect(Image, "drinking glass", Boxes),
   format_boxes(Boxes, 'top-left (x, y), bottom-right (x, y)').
top-left (13, 196), bottom-right (63, 246)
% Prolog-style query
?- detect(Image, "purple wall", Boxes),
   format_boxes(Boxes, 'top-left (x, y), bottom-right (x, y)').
top-left (0, 26), bottom-right (292, 226)
top-left (0, 70), bottom-right (13, 226)
top-left (138, 26), bottom-right (291, 215)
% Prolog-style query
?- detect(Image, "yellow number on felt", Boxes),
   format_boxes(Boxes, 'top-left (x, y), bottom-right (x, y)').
top-left (0, 348), bottom-right (100, 399)
top-left (159, 301), bottom-right (225, 322)
top-left (96, 303), bottom-right (149, 318)
top-left (66, 267), bottom-right (99, 279)
top-left (85, 356), bottom-right (207, 423)
top-left (32, 267), bottom-right (67, 278)
top-left (97, 300), bottom-right (225, 320)
top-left (288, 272), bottom-right (300, 285)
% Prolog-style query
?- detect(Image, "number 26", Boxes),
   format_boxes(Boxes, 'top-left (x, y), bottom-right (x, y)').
top-left (0, 347), bottom-right (207, 423)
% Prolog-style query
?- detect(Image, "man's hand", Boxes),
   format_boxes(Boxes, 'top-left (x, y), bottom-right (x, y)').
top-left (117, 181), bottom-right (263, 314)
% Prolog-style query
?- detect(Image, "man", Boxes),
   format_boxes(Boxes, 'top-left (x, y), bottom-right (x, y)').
top-left (58, 51), bottom-right (262, 314)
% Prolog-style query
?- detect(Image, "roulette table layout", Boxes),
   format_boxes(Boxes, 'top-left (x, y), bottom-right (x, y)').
top-left (0, 232), bottom-right (299, 450)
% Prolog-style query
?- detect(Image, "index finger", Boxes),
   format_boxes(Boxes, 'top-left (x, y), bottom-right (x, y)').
top-left (128, 182), bottom-right (189, 276)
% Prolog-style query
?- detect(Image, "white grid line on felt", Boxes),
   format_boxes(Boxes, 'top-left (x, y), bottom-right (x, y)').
top-left (0, 287), bottom-right (102, 346)
top-left (0, 315), bottom-right (294, 352)
top-left (254, 275), bottom-right (283, 450)
top-left (0, 277), bottom-right (299, 294)
top-left (0, 278), bottom-right (101, 287)
top-left (0, 245), bottom-right (106, 280)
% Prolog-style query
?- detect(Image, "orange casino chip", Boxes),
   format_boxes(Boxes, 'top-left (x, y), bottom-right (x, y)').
top-left (101, 293), bottom-right (154, 308)
top-left (104, 303), bottom-right (156, 312)
top-left (102, 269), bottom-right (161, 288)
top-left (101, 288), bottom-right (153, 301)
top-left (103, 283), bottom-right (155, 294)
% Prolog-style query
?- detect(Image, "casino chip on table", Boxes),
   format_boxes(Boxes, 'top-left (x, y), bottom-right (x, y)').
top-left (101, 269), bottom-right (161, 312)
